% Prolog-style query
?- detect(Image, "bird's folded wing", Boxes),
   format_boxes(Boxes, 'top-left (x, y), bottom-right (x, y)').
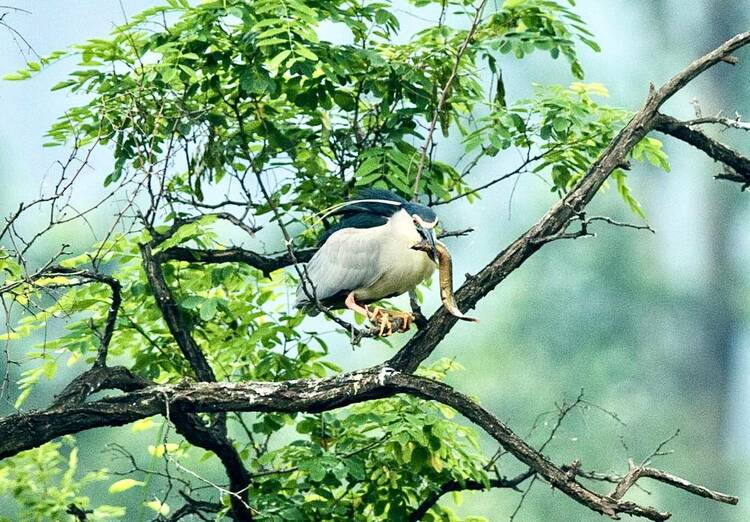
top-left (295, 227), bottom-right (383, 305)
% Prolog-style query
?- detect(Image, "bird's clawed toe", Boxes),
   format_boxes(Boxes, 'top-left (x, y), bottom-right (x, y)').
top-left (391, 310), bottom-right (415, 332)
top-left (367, 308), bottom-right (415, 336)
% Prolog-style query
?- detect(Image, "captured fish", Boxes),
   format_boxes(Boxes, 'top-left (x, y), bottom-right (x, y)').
top-left (412, 240), bottom-right (479, 322)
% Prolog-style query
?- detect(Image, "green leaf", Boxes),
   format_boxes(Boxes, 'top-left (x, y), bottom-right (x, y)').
top-left (14, 387), bottom-right (31, 409)
top-left (355, 156), bottom-right (382, 178)
top-left (3, 71), bottom-right (31, 81)
top-left (295, 44), bottom-right (318, 62)
top-left (51, 79), bottom-right (77, 91)
top-left (108, 479), bottom-right (145, 494)
top-left (181, 296), bottom-right (204, 310)
top-left (199, 298), bottom-right (218, 321)
top-left (144, 499), bottom-right (170, 516)
top-left (268, 50), bottom-right (292, 70)
top-left (93, 505), bottom-right (127, 518)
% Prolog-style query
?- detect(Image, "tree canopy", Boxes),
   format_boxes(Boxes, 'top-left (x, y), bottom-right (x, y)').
top-left (0, 1), bottom-right (748, 521)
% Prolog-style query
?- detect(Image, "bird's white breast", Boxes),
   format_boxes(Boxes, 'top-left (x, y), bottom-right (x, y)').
top-left (355, 210), bottom-right (435, 301)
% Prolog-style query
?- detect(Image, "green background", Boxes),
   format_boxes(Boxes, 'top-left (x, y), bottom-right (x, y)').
top-left (0, 1), bottom-right (748, 521)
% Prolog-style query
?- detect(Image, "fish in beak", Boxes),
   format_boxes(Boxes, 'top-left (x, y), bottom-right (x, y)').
top-left (411, 239), bottom-right (479, 322)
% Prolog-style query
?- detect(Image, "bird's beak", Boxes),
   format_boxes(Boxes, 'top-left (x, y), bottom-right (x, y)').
top-left (415, 224), bottom-right (438, 263)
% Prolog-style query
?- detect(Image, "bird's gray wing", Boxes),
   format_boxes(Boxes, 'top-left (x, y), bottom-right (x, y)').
top-left (295, 227), bottom-right (382, 306)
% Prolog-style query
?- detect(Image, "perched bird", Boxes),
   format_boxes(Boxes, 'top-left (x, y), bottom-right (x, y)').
top-left (295, 188), bottom-right (439, 334)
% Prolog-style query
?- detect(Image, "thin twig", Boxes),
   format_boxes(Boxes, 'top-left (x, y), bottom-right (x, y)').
top-left (412, 0), bottom-right (488, 199)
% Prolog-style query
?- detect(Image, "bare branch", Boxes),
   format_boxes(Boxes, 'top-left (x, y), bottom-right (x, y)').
top-left (148, 212), bottom-right (262, 246)
top-left (683, 115), bottom-right (750, 131)
top-left (43, 268), bottom-right (122, 368)
top-left (160, 246), bottom-right (316, 277)
top-left (66, 504), bottom-right (91, 522)
top-left (432, 149), bottom-right (549, 207)
top-left (412, 0), bottom-right (488, 197)
top-left (609, 458), bottom-right (737, 506)
top-left (437, 227), bottom-right (475, 239)
top-left (408, 469), bottom-right (535, 521)
top-left (165, 492), bottom-right (222, 522)
top-left (653, 112), bottom-right (750, 190)
top-left (633, 466), bottom-right (738, 505)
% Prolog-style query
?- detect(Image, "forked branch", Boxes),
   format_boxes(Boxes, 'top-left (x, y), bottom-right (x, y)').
top-left (0, 368), bottom-right (737, 520)
top-left (653, 112), bottom-right (750, 189)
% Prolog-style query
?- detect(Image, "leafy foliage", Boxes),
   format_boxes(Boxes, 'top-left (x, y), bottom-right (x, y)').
top-left (237, 361), bottom-right (485, 521)
top-left (0, 437), bottom-right (123, 521)
top-left (0, 0), bottom-right (671, 519)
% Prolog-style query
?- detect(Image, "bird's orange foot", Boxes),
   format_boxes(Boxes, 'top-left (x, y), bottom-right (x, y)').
top-left (367, 308), bottom-right (415, 336)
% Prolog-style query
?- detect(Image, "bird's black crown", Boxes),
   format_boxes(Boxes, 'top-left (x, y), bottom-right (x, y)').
top-left (339, 188), bottom-right (436, 221)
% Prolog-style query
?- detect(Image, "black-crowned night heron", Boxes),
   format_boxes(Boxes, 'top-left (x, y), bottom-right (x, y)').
top-left (296, 188), bottom-right (476, 335)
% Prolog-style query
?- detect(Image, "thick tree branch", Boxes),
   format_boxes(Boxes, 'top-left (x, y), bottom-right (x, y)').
top-left (0, 368), bottom-right (737, 520)
top-left (0, 365), bottom-right (394, 459)
top-left (52, 365), bottom-right (151, 408)
top-left (140, 242), bottom-right (253, 521)
top-left (140, 243), bottom-right (217, 382)
top-left (389, 31), bottom-right (750, 373)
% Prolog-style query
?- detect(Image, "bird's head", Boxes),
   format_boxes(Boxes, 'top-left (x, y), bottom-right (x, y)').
top-left (323, 188), bottom-right (439, 261)
top-left (402, 201), bottom-right (438, 263)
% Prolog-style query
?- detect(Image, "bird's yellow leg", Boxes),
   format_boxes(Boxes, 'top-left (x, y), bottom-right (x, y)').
top-left (344, 294), bottom-right (404, 337)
